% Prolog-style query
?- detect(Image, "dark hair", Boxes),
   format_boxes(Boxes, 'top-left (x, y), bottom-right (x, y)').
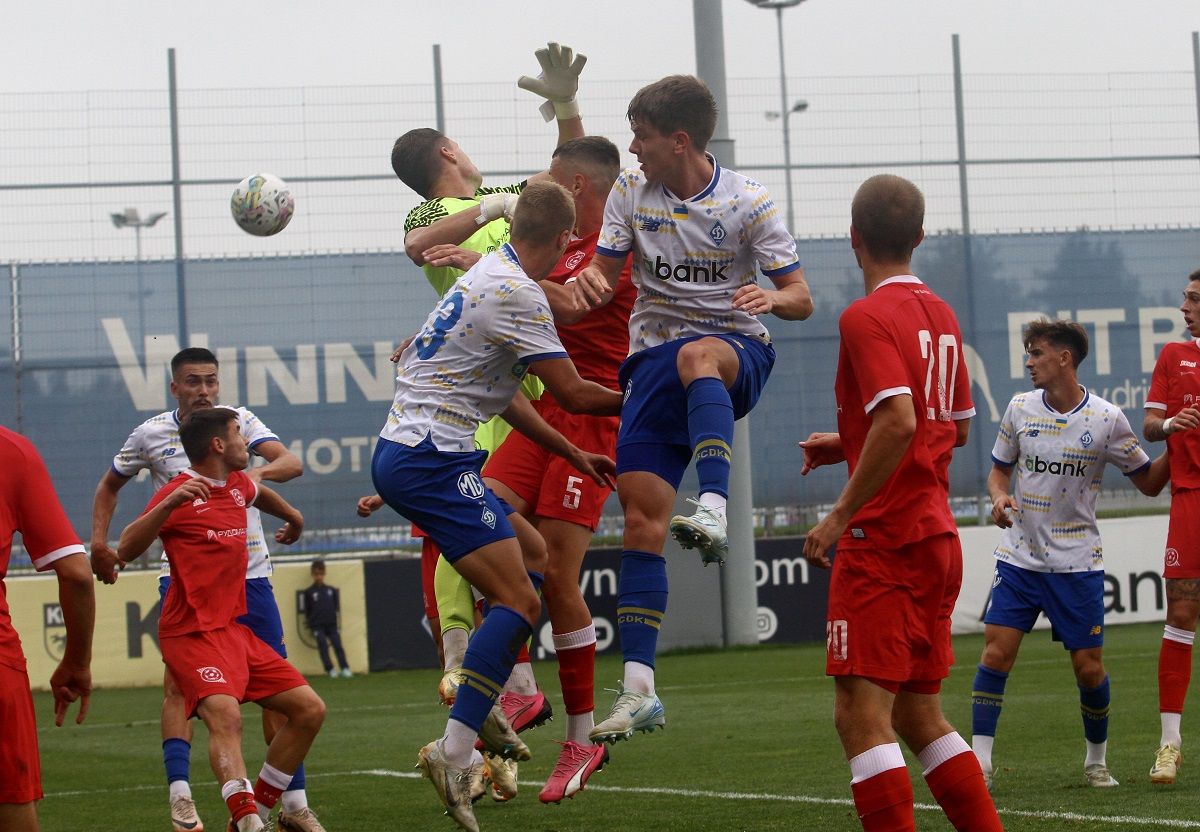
top-left (391, 128), bottom-right (448, 198)
top-left (311, 558), bottom-right (326, 572)
top-left (1189, 268), bottom-right (1200, 284)
top-left (627, 75), bottom-right (717, 151)
top-left (171, 347), bottom-right (218, 376)
top-left (510, 181), bottom-right (575, 245)
top-left (851, 174), bottom-right (925, 262)
top-left (179, 407), bottom-right (237, 463)
top-left (552, 136), bottom-right (621, 189)
top-left (1024, 319), bottom-right (1090, 368)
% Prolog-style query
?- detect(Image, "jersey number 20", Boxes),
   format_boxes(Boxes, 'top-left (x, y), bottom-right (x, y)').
top-left (918, 329), bottom-right (959, 421)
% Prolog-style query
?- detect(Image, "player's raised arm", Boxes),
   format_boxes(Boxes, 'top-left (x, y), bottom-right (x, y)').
top-left (117, 478), bottom-right (210, 563)
top-left (246, 438), bottom-right (302, 485)
top-left (518, 41), bottom-right (587, 170)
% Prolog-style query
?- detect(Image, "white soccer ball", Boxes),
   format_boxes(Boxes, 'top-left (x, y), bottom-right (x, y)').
top-left (230, 173), bottom-right (294, 236)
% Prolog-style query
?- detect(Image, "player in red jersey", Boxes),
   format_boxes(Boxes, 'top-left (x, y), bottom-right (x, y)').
top-left (117, 409), bottom-right (324, 832)
top-left (1143, 267), bottom-right (1200, 784)
top-left (480, 136), bottom-right (634, 803)
top-left (800, 175), bottom-right (1001, 832)
top-left (0, 426), bottom-right (94, 832)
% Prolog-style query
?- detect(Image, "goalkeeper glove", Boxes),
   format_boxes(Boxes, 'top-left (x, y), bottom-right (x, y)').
top-left (517, 41), bottom-right (587, 122)
top-left (477, 193), bottom-right (518, 226)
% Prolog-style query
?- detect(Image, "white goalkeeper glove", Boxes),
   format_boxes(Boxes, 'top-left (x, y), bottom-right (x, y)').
top-left (517, 41), bottom-right (587, 122)
top-left (477, 193), bottom-right (518, 226)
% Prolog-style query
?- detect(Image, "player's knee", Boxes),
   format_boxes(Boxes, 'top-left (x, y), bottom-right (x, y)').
top-left (203, 704), bottom-right (243, 739)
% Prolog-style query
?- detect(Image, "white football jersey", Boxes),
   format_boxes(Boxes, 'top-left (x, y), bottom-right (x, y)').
top-left (112, 406), bottom-right (281, 578)
top-left (991, 389), bottom-right (1150, 573)
top-left (381, 243), bottom-right (568, 452)
top-left (595, 154), bottom-right (802, 353)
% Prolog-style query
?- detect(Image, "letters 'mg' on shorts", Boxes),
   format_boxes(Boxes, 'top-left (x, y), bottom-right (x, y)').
top-left (371, 435), bottom-right (516, 561)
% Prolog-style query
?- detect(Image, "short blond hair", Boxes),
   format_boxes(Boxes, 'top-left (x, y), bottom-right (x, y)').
top-left (510, 180), bottom-right (575, 245)
top-left (851, 174), bottom-right (925, 261)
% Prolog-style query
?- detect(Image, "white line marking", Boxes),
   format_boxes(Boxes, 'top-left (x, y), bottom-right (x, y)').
top-left (43, 768), bottom-right (1200, 827)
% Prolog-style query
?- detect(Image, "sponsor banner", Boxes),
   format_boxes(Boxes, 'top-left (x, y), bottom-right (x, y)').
top-left (9, 561), bottom-right (367, 691)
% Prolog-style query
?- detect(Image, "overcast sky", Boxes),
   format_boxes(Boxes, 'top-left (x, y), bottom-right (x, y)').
top-left (4, 0), bottom-right (1198, 94)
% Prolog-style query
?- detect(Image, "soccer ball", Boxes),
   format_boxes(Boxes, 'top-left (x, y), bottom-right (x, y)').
top-left (230, 173), bottom-right (294, 236)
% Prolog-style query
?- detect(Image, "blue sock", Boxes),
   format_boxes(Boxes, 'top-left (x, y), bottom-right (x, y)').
top-left (162, 737), bottom-right (191, 785)
top-left (449, 604), bottom-right (532, 732)
top-left (1080, 675), bottom-right (1111, 744)
top-left (971, 664), bottom-right (1008, 737)
top-left (686, 378), bottom-right (734, 499)
top-left (286, 761), bottom-right (306, 792)
top-left (617, 551), bottom-right (669, 669)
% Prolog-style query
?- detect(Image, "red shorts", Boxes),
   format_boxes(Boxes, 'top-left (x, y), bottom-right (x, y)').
top-left (1165, 489), bottom-right (1200, 579)
top-left (825, 533), bottom-right (962, 684)
top-left (0, 661), bottom-right (41, 804)
top-left (161, 623), bottom-right (308, 718)
top-left (483, 395), bottom-right (618, 531)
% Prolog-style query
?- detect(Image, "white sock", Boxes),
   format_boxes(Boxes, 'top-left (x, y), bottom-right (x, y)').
top-left (442, 723), bottom-right (478, 769)
top-left (1161, 713), bottom-right (1183, 748)
top-left (169, 780), bottom-right (192, 801)
top-left (280, 788), bottom-right (307, 812)
top-left (971, 735), bottom-right (994, 771)
top-left (506, 661), bottom-right (538, 696)
top-left (567, 712), bottom-right (595, 745)
top-left (1085, 740), bottom-right (1107, 768)
top-left (622, 661), bottom-right (655, 695)
top-left (237, 816), bottom-right (264, 832)
top-left (442, 627), bottom-right (469, 670)
top-left (698, 492), bottom-right (727, 520)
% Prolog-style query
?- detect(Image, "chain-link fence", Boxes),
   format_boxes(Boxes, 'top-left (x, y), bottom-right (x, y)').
top-left (3, 48), bottom-right (1199, 560)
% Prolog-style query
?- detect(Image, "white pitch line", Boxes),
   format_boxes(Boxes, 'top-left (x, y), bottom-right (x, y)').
top-left (45, 768), bottom-right (1200, 828)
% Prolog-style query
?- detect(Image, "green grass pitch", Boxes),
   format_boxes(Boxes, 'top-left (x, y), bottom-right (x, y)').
top-left (33, 622), bottom-right (1198, 831)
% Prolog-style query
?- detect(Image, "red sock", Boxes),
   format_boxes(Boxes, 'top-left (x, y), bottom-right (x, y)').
top-left (1159, 637), bottom-right (1192, 713)
top-left (253, 776), bottom-right (285, 812)
top-left (850, 767), bottom-right (915, 832)
top-left (924, 751), bottom-right (1003, 832)
top-left (515, 643), bottom-right (531, 665)
top-left (557, 642), bottom-right (597, 715)
top-left (225, 789), bottom-right (257, 826)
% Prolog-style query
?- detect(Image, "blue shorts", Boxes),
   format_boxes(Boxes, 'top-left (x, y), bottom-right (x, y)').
top-left (159, 575), bottom-right (286, 657)
top-left (616, 334), bottom-right (775, 489)
top-left (371, 435), bottom-right (516, 561)
top-left (983, 561), bottom-right (1105, 651)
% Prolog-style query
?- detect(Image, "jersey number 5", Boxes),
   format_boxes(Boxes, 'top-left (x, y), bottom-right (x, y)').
top-left (918, 329), bottom-right (959, 421)
top-left (416, 291), bottom-right (465, 360)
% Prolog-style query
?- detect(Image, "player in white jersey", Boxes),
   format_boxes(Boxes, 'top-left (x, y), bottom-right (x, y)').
top-left (89, 348), bottom-right (325, 832)
top-left (373, 182), bottom-right (622, 832)
top-left (569, 74), bottom-right (812, 745)
top-left (970, 320), bottom-right (1168, 791)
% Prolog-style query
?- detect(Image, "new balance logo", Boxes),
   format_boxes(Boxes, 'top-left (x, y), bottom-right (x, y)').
top-left (653, 255), bottom-right (729, 283)
top-left (639, 219), bottom-right (665, 232)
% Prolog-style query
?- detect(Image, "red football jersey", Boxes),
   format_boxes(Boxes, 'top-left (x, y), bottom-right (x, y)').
top-left (0, 427), bottom-right (87, 670)
top-left (546, 232), bottom-right (635, 391)
top-left (151, 469), bottom-right (259, 637)
top-left (1147, 339), bottom-right (1200, 491)
top-left (834, 276), bottom-right (974, 549)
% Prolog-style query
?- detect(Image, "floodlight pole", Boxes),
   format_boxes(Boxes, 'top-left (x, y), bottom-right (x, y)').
top-left (774, 5), bottom-right (797, 235)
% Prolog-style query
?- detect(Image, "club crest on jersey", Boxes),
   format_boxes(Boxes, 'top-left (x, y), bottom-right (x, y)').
top-left (197, 666), bottom-right (226, 683)
top-left (231, 488), bottom-right (245, 507)
top-left (708, 220), bottom-right (727, 247)
top-left (42, 603), bottom-right (66, 661)
top-left (564, 250), bottom-right (586, 271)
top-left (1167, 548), bottom-right (1181, 567)
top-left (481, 508), bottom-right (497, 529)
top-left (1080, 431), bottom-right (1093, 448)
top-left (457, 471), bottom-right (486, 500)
